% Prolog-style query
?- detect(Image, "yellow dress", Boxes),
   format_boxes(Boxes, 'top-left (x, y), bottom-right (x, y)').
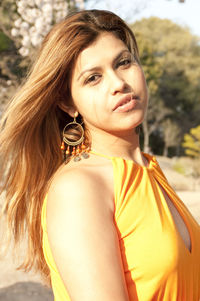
top-left (41, 152), bottom-right (200, 301)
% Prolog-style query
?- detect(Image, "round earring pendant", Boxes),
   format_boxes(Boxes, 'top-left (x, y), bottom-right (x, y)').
top-left (63, 121), bottom-right (84, 146)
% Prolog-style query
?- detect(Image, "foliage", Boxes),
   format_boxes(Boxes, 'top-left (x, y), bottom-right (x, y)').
top-left (0, 29), bottom-right (22, 114)
top-left (130, 17), bottom-right (200, 155)
top-left (182, 125), bottom-right (200, 158)
top-left (0, 0), bottom-right (85, 115)
top-left (0, 31), bottom-right (12, 52)
top-left (0, 2), bottom-right (198, 158)
top-left (0, 0), bottom-right (82, 57)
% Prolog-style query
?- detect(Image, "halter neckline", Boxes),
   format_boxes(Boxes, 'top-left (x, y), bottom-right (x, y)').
top-left (89, 149), bottom-right (156, 169)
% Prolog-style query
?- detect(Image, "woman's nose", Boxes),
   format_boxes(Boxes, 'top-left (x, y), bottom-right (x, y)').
top-left (109, 71), bottom-right (127, 95)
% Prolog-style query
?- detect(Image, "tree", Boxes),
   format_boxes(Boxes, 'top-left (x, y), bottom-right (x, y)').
top-left (0, 30), bottom-right (23, 116)
top-left (0, 0), bottom-right (85, 58)
top-left (0, 0), bottom-right (86, 115)
top-left (130, 17), bottom-right (200, 155)
top-left (162, 119), bottom-right (181, 156)
top-left (182, 125), bottom-right (200, 158)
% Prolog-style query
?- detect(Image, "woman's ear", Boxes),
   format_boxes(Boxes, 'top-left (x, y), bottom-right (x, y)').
top-left (58, 101), bottom-right (77, 118)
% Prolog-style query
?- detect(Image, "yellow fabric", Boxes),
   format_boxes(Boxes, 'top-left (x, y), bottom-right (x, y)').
top-left (41, 152), bottom-right (200, 301)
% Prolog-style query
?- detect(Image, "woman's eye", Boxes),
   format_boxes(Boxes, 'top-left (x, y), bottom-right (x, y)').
top-left (118, 58), bottom-right (131, 67)
top-left (85, 74), bottom-right (101, 84)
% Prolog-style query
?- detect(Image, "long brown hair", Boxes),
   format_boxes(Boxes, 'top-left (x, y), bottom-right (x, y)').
top-left (0, 9), bottom-right (140, 284)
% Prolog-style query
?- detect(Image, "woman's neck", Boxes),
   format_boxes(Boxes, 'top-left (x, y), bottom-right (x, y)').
top-left (88, 126), bottom-right (147, 167)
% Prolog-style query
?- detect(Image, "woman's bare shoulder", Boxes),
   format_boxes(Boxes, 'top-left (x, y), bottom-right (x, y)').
top-left (49, 159), bottom-right (105, 193)
top-left (45, 159), bottom-right (129, 301)
top-left (47, 157), bottom-right (114, 215)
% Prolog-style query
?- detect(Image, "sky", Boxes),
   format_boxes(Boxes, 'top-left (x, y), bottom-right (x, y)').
top-left (85, 0), bottom-right (200, 37)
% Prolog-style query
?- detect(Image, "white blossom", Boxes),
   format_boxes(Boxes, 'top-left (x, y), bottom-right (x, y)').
top-left (42, 3), bottom-right (53, 13)
top-left (19, 46), bottom-right (30, 56)
top-left (44, 16), bottom-right (52, 24)
top-left (29, 26), bottom-right (37, 35)
top-left (27, 0), bottom-right (36, 6)
top-left (22, 36), bottom-right (31, 47)
top-left (30, 8), bottom-right (41, 19)
top-left (21, 22), bottom-right (29, 30)
top-left (55, 10), bottom-right (66, 22)
top-left (11, 0), bottom-right (84, 57)
top-left (17, 0), bottom-right (26, 9)
top-left (19, 28), bottom-right (29, 37)
top-left (14, 18), bottom-right (22, 27)
top-left (35, 0), bottom-right (43, 8)
top-left (11, 28), bottom-right (19, 37)
top-left (17, 6), bottom-right (25, 15)
top-left (31, 34), bottom-right (43, 47)
top-left (35, 17), bottom-right (45, 30)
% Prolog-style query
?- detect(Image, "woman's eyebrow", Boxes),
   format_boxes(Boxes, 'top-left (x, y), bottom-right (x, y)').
top-left (112, 49), bottom-right (130, 66)
top-left (77, 49), bottom-right (130, 81)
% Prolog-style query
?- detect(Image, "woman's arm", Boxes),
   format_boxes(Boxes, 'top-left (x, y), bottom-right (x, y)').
top-left (46, 169), bottom-right (130, 301)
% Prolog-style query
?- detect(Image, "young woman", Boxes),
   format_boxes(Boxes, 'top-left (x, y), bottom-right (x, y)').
top-left (0, 9), bottom-right (200, 301)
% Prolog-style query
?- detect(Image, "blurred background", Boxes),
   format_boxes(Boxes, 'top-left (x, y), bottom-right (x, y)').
top-left (0, 0), bottom-right (199, 300)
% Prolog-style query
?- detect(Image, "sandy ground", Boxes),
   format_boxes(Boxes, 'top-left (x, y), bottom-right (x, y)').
top-left (177, 191), bottom-right (200, 223)
top-left (0, 188), bottom-right (199, 300)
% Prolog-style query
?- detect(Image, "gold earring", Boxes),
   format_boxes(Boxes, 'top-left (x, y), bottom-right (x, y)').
top-left (61, 113), bottom-right (90, 163)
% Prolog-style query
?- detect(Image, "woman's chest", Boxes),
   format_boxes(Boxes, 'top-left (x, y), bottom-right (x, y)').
top-left (114, 174), bottom-right (199, 276)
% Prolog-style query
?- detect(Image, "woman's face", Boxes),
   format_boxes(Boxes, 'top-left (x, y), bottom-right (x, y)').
top-left (70, 32), bottom-right (148, 135)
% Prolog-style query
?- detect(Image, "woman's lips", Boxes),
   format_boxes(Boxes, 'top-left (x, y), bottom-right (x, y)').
top-left (113, 95), bottom-right (138, 113)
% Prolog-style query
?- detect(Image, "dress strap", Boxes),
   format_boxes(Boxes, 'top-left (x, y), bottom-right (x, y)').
top-left (89, 149), bottom-right (112, 160)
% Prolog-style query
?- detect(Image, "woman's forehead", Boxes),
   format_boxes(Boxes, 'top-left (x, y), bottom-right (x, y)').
top-left (73, 32), bottom-right (128, 78)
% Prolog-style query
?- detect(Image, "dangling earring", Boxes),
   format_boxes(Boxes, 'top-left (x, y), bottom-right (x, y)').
top-left (61, 112), bottom-right (90, 163)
